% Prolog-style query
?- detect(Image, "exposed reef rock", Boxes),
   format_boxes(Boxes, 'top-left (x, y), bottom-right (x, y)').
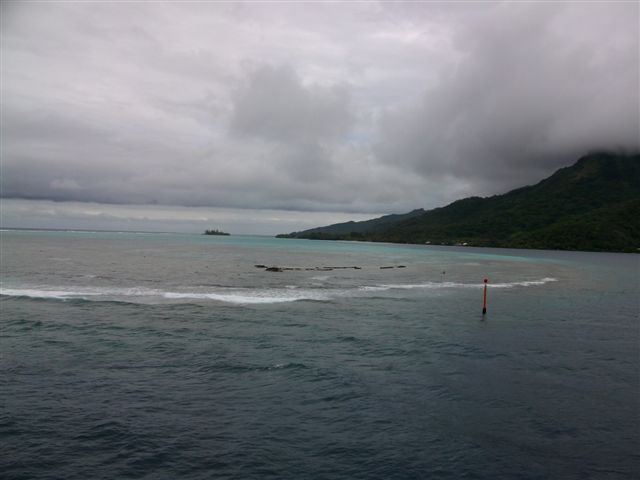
top-left (256, 265), bottom-right (407, 272)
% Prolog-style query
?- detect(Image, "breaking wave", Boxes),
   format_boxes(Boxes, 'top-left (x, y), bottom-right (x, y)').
top-left (1, 278), bottom-right (557, 305)
top-left (361, 277), bottom-right (557, 292)
top-left (0, 286), bottom-right (331, 305)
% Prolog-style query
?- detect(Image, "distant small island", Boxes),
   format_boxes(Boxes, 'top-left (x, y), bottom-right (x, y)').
top-left (203, 229), bottom-right (230, 236)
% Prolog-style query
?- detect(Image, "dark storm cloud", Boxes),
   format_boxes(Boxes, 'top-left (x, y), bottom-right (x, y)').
top-left (375, 2), bottom-right (639, 194)
top-left (1, 1), bottom-right (638, 223)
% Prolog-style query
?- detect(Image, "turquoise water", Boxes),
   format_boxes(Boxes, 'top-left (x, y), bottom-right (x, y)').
top-left (1, 230), bottom-right (638, 479)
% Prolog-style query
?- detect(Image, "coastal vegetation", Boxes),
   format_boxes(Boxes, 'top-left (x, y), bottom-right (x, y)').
top-left (277, 152), bottom-right (640, 253)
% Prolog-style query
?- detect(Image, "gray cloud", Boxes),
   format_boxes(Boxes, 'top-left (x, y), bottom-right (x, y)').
top-left (376, 2), bottom-right (639, 193)
top-left (1, 1), bottom-right (638, 232)
top-left (230, 65), bottom-right (352, 142)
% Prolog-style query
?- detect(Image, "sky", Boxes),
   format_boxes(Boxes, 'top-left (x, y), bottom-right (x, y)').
top-left (1, 1), bottom-right (638, 234)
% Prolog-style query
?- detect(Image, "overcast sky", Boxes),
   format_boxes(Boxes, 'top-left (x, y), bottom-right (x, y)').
top-left (1, 1), bottom-right (638, 234)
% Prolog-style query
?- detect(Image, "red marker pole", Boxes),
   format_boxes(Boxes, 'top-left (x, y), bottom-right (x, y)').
top-left (482, 278), bottom-right (488, 315)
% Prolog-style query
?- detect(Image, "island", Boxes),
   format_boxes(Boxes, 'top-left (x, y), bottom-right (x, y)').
top-left (203, 229), bottom-right (230, 236)
top-left (277, 152), bottom-right (640, 253)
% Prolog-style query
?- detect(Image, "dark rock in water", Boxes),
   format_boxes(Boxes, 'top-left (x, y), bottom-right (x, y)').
top-left (257, 264), bottom-right (399, 272)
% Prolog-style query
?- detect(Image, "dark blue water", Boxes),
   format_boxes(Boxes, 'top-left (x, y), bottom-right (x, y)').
top-left (1, 231), bottom-right (638, 479)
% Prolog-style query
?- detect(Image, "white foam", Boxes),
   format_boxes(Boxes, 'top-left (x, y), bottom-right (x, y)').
top-left (0, 286), bottom-right (161, 301)
top-left (359, 286), bottom-right (390, 292)
top-left (0, 288), bottom-right (84, 300)
top-left (490, 277), bottom-right (558, 288)
top-left (1, 278), bottom-right (557, 305)
top-left (0, 285), bottom-right (331, 305)
top-left (310, 275), bottom-right (330, 281)
top-left (162, 290), bottom-right (329, 304)
top-left (361, 277), bottom-right (557, 292)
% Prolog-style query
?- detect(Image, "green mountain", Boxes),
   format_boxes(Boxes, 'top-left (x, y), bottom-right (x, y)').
top-left (276, 208), bottom-right (426, 239)
top-left (277, 152), bottom-right (640, 253)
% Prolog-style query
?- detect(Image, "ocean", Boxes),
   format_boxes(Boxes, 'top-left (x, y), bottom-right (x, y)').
top-left (1, 230), bottom-right (638, 479)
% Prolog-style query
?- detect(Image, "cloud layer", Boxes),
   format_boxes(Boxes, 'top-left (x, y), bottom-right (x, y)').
top-left (2, 2), bottom-right (638, 223)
